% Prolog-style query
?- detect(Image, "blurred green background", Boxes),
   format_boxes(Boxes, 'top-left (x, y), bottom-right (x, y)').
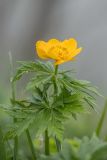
top-left (0, 0), bottom-right (107, 143)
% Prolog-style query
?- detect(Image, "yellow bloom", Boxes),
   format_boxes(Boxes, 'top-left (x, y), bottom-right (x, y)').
top-left (36, 38), bottom-right (82, 65)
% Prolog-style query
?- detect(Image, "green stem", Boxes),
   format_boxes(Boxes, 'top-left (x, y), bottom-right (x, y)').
top-left (13, 136), bottom-right (18, 160)
top-left (9, 52), bottom-right (18, 160)
top-left (55, 136), bottom-right (61, 152)
top-left (26, 129), bottom-right (37, 160)
top-left (55, 65), bottom-right (58, 75)
top-left (96, 100), bottom-right (107, 137)
top-left (45, 130), bottom-right (50, 155)
top-left (54, 65), bottom-right (58, 95)
top-left (54, 65), bottom-right (61, 151)
top-left (12, 81), bottom-right (18, 160)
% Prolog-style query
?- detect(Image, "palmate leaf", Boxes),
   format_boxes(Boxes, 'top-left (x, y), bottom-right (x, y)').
top-left (26, 74), bottom-right (53, 90)
top-left (53, 91), bottom-right (86, 115)
top-left (0, 103), bottom-right (29, 119)
top-left (1, 109), bottom-right (22, 120)
top-left (28, 93), bottom-right (65, 140)
top-left (4, 107), bottom-right (64, 141)
top-left (57, 73), bottom-right (100, 110)
top-left (4, 114), bottom-right (36, 140)
top-left (31, 109), bottom-right (64, 140)
top-left (0, 102), bottom-right (37, 140)
top-left (64, 74), bottom-right (100, 96)
top-left (27, 88), bottom-right (88, 140)
top-left (13, 60), bottom-right (54, 81)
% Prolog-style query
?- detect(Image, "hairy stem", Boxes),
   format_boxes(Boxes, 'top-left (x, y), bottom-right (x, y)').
top-left (96, 100), bottom-right (107, 136)
top-left (45, 130), bottom-right (50, 155)
top-left (9, 52), bottom-right (18, 160)
top-left (26, 129), bottom-right (37, 160)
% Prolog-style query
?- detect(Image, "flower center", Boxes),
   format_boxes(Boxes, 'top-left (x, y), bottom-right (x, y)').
top-left (49, 46), bottom-right (68, 60)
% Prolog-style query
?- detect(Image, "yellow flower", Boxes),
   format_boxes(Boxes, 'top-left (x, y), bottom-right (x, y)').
top-left (36, 38), bottom-right (82, 65)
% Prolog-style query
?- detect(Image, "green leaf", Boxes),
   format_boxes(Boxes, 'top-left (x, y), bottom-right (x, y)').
top-left (4, 115), bottom-right (35, 140)
top-left (26, 74), bottom-right (52, 90)
top-left (13, 60), bottom-right (54, 81)
top-left (58, 74), bottom-right (100, 110)
top-left (0, 104), bottom-right (28, 119)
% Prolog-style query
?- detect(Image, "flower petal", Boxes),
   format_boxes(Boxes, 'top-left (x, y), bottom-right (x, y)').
top-left (36, 41), bottom-right (48, 59)
top-left (48, 39), bottom-right (60, 45)
top-left (70, 47), bottom-right (82, 59)
top-left (62, 38), bottom-right (77, 52)
top-left (64, 48), bottom-right (82, 62)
